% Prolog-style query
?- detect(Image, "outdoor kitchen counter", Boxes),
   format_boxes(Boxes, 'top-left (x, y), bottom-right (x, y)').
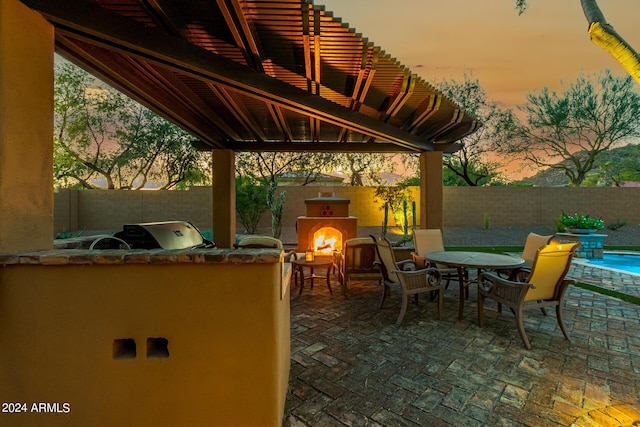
top-left (0, 247), bottom-right (292, 426)
top-left (0, 247), bottom-right (284, 265)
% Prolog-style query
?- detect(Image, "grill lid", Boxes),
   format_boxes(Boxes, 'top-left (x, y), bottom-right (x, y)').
top-left (114, 221), bottom-right (214, 250)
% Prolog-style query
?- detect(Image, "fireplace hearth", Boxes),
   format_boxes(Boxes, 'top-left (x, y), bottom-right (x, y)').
top-left (297, 192), bottom-right (357, 254)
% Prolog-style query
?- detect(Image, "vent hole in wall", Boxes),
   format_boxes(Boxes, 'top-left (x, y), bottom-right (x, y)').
top-left (113, 338), bottom-right (136, 359)
top-left (147, 337), bottom-right (169, 358)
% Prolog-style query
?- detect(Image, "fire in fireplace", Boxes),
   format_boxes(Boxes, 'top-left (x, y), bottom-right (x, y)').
top-left (313, 226), bottom-right (342, 254)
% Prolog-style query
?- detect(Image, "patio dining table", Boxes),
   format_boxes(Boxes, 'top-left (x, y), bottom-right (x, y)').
top-left (424, 251), bottom-right (525, 319)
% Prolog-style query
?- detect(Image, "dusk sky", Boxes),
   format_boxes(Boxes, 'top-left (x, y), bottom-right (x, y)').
top-left (319, 0), bottom-right (640, 109)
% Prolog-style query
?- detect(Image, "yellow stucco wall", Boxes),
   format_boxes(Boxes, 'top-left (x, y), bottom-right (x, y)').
top-left (0, 260), bottom-right (290, 426)
top-left (55, 186), bottom-right (640, 234)
top-left (0, 0), bottom-right (54, 251)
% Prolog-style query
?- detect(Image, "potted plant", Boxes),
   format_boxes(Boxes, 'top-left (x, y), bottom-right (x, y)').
top-left (559, 212), bottom-right (605, 234)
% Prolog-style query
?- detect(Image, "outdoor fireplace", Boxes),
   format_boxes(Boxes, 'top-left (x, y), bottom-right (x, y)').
top-left (297, 192), bottom-right (357, 254)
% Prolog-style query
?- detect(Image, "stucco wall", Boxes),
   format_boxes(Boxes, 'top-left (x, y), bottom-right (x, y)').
top-left (54, 186), bottom-right (640, 233)
top-left (0, 0), bottom-right (54, 251)
top-left (55, 187), bottom-right (214, 232)
top-left (442, 187), bottom-right (640, 227)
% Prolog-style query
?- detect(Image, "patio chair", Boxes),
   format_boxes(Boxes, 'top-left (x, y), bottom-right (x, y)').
top-left (370, 235), bottom-right (443, 324)
top-left (339, 237), bottom-right (382, 296)
top-left (477, 242), bottom-right (580, 350)
top-left (514, 232), bottom-right (554, 281)
top-left (522, 232), bottom-right (555, 268)
top-left (235, 236), bottom-right (296, 262)
top-left (411, 228), bottom-right (460, 289)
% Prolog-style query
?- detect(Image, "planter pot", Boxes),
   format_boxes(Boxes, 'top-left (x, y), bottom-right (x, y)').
top-left (566, 228), bottom-right (599, 234)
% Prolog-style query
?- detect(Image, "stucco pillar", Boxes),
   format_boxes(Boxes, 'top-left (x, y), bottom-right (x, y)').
top-left (0, 0), bottom-right (54, 251)
top-left (212, 149), bottom-right (236, 248)
top-left (419, 151), bottom-right (444, 230)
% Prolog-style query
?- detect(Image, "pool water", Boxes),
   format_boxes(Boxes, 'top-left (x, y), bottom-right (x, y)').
top-left (589, 253), bottom-right (640, 275)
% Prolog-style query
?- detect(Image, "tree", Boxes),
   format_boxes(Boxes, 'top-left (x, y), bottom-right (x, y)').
top-left (235, 151), bottom-right (397, 187)
top-left (54, 61), bottom-right (121, 189)
top-left (496, 70), bottom-right (640, 186)
top-left (515, 0), bottom-right (640, 84)
top-left (335, 153), bottom-right (397, 186)
top-left (112, 103), bottom-right (209, 190)
top-left (582, 145), bottom-right (640, 186)
top-left (434, 74), bottom-right (507, 186)
top-left (54, 58), bottom-right (209, 189)
top-left (235, 152), bottom-right (337, 185)
top-left (236, 176), bottom-right (269, 234)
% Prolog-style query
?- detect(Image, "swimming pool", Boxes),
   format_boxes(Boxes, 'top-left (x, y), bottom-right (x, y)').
top-left (587, 253), bottom-right (640, 275)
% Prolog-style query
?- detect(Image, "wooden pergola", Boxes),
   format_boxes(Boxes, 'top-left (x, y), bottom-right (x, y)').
top-left (2, 0), bottom-right (480, 250)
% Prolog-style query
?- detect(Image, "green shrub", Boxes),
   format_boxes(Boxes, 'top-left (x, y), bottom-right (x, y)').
top-left (236, 177), bottom-right (269, 234)
top-left (559, 212), bottom-right (605, 230)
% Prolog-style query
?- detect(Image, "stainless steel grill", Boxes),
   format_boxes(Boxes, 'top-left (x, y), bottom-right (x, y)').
top-left (113, 221), bottom-right (215, 250)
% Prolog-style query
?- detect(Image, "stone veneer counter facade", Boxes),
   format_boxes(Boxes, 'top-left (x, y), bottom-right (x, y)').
top-left (0, 247), bottom-right (283, 266)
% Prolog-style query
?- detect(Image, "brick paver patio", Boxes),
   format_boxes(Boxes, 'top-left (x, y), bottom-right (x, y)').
top-left (283, 264), bottom-right (640, 426)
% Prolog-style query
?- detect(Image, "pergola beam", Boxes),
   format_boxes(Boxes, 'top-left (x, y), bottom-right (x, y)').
top-left (223, 141), bottom-right (420, 152)
top-left (435, 119), bottom-right (481, 144)
top-left (57, 36), bottom-right (230, 147)
top-left (22, 0), bottom-right (435, 152)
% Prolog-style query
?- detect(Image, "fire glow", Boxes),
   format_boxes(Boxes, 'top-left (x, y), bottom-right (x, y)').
top-left (313, 227), bottom-right (342, 255)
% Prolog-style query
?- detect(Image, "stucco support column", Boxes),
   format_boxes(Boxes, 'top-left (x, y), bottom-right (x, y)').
top-left (419, 151), bottom-right (444, 230)
top-left (212, 149), bottom-right (236, 248)
top-left (0, 0), bottom-right (54, 251)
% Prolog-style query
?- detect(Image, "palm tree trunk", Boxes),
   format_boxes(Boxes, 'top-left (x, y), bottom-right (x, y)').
top-left (580, 0), bottom-right (640, 84)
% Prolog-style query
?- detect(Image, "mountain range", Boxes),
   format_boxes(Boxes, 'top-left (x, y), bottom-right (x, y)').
top-left (518, 144), bottom-right (640, 187)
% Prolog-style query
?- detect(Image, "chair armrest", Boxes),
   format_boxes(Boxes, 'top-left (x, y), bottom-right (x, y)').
top-left (478, 271), bottom-right (535, 291)
top-left (478, 271), bottom-right (534, 305)
top-left (513, 267), bottom-right (532, 282)
top-left (284, 251), bottom-right (297, 263)
top-left (391, 268), bottom-right (442, 290)
top-left (397, 259), bottom-right (417, 271)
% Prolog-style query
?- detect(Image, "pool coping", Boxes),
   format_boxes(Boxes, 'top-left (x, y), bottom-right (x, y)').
top-left (572, 250), bottom-right (640, 277)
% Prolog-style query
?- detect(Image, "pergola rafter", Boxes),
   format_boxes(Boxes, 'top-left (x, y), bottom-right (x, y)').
top-left (21, 0), bottom-right (479, 153)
